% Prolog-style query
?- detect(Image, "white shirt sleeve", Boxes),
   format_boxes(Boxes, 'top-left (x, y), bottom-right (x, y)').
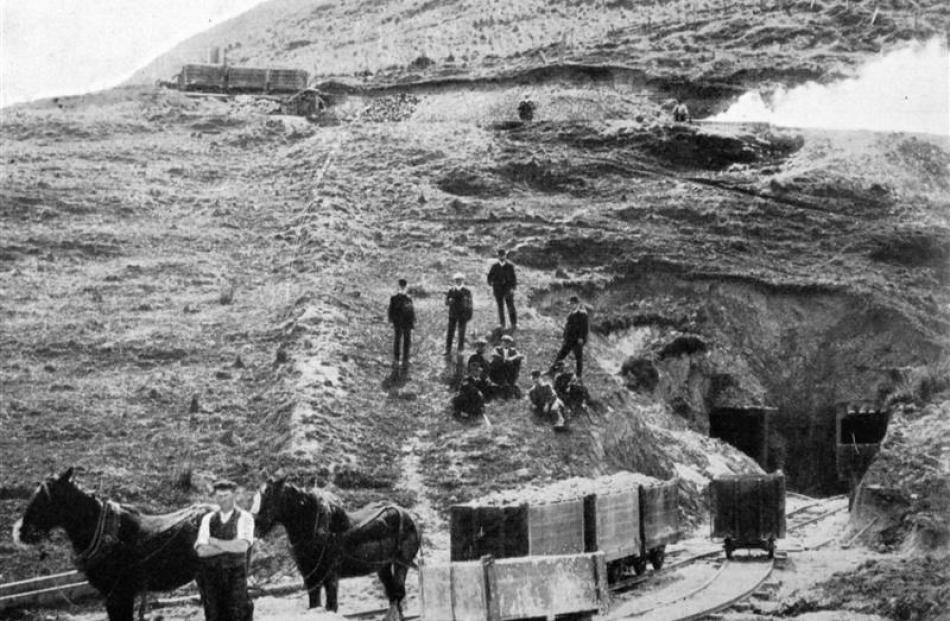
top-left (237, 510), bottom-right (255, 546)
top-left (195, 512), bottom-right (212, 548)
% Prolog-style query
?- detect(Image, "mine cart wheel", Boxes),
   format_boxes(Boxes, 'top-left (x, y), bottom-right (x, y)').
top-left (607, 561), bottom-right (624, 583)
top-left (632, 555), bottom-right (649, 576)
top-left (724, 537), bottom-right (735, 560)
top-left (766, 537), bottom-right (776, 559)
top-left (649, 546), bottom-right (666, 571)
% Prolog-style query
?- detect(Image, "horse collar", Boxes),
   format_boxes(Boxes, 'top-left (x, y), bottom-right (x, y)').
top-left (75, 500), bottom-right (119, 571)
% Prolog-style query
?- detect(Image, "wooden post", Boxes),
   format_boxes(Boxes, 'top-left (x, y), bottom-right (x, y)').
top-left (481, 555), bottom-right (500, 621)
top-left (593, 552), bottom-right (610, 612)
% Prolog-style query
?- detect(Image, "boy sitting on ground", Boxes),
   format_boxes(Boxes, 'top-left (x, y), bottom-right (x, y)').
top-left (528, 370), bottom-right (566, 430)
top-left (452, 375), bottom-right (485, 419)
top-left (552, 361), bottom-right (591, 414)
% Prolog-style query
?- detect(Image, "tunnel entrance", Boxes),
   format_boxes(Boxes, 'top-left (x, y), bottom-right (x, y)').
top-left (835, 402), bottom-right (890, 490)
top-left (709, 406), bottom-right (775, 471)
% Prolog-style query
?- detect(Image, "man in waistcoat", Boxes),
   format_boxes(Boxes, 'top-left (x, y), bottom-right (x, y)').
top-left (195, 479), bottom-right (255, 621)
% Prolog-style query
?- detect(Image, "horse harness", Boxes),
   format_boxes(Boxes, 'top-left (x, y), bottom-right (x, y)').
top-left (75, 499), bottom-right (122, 572)
top-left (294, 503), bottom-right (412, 587)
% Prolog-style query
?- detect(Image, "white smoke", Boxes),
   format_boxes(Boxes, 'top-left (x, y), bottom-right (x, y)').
top-left (711, 38), bottom-right (949, 135)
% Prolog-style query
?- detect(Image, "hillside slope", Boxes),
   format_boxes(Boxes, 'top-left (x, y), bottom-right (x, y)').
top-left (131, 0), bottom-right (950, 111)
top-left (3, 1), bottom-right (950, 619)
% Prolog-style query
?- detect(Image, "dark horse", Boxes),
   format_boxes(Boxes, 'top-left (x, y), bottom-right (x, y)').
top-left (252, 477), bottom-right (420, 621)
top-left (12, 468), bottom-right (213, 621)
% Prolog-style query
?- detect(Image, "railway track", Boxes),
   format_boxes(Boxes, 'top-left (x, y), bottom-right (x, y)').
top-left (0, 494), bottom-right (849, 619)
top-left (604, 493), bottom-right (847, 620)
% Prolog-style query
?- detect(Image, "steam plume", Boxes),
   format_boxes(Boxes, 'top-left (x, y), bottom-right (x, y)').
top-left (711, 38), bottom-right (949, 135)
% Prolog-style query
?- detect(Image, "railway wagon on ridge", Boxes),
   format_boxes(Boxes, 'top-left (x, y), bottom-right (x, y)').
top-left (175, 64), bottom-right (309, 94)
top-left (450, 473), bottom-right (680, 582)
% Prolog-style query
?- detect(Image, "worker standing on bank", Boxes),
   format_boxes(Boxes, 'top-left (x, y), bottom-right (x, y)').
top-left (444, 272), bottom-right (473, 356)
top-left (194, 479), bottom-right (255, 621)
top-left (388, 278), bottom-right (415, 368)
top-left (673, 100), bottom-right (691, 123)
top-left (487, 249), bottom-right (517, 331)
top-left (550, 295), bottom-right (589, 377)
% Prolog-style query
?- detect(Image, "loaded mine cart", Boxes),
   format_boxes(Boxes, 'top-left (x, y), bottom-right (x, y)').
top-left (835, 402), bottom-right (889, 507)
top-left (450, 473), bottom-right (680, 583)
top-left (710, 471), bottom-right (785, 559)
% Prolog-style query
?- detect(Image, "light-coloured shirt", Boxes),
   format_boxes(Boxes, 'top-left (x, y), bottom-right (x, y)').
top-left (195, 508), bottom-right (255, 548)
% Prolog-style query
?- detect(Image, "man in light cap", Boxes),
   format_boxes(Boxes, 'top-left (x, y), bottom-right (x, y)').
top-left (490, 334), bottom-right (525, 398)
top-left (444, 272), bottom-right (473, 355)
top-left (195, 479), bottom-right (255, 621)
top-left (550, 294), bottom-right (589, 377)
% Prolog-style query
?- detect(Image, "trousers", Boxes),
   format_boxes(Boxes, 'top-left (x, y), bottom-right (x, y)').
top-left (445, 315), bottom-right (468, 352)
top-left (196, 557), bottom-right (253, 621)
top-left (393, 326), bottom-right (412, 362)
top-left (555, 340), bottom-right (584, 377)
top-left (494, 292), bottom-right (517, 328)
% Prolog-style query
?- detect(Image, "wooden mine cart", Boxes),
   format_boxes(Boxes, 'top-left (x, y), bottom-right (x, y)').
top-left (710, 472), bottom-right (785, 559)
top-left (451, 498), bottom-right (587, 562)
top-left (450, 477), bottom-right (680, 581)
top-left (267, 68), bottom-right (309, 93)
top-left (420, 553), bottom-right (609, 621)
top-left (836, 402), bottom-right (888, 506)
top-left (177, 64), bottom-right (227, 92)
top-left (639, 479), bottom-right (680, 571)
top-left (226, 66), bottom-right (270, 93)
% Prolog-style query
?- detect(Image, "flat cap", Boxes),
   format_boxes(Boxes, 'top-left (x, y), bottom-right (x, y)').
top-left (500, 334), bottom-right (514, 342)
top-left (453, 272), bottom-right (464, 280)
top-left (212, 479), bottom-right (238, 491)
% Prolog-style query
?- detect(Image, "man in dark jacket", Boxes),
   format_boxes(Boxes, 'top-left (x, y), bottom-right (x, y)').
top-left (452, 375), bottom-right (485, 418)
top-left (467, 339), bottom-right (499, 400)
top-left (490, 334), bottom-right (525, 398)
top-left (444, 272), bottom-right (473, 355)
top-left (487, 249), bottom-right (517, 330)
top-left (551, 295), bottom-right (589, 376)
top-left (387, 279), bottom-right (415, 367)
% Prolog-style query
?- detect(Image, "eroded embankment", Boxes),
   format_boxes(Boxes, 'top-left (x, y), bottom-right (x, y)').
top-left (530, 269), bottom-right (945, 495)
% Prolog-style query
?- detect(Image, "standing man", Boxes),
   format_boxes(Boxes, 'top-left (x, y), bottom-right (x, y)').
top-left (195, 479), bottom-right (255, 621)
top-left (444, 272), bottom-right (473, 356)
top-left (487, 249), bottom-right (517, 331)
top-left (673, 100), bottom-right (691, 123)
top-left (388, 278), bottom-right (415, 367)
top-left (551, 295), bottom-right (589, 377)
